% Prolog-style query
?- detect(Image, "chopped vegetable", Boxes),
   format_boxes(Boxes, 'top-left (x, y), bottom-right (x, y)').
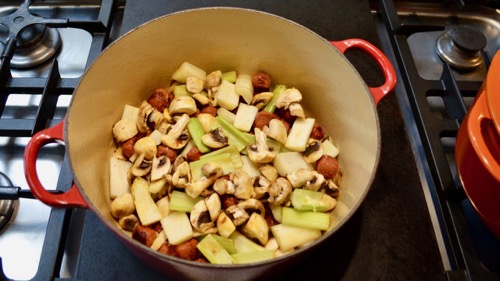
top-left (285, 117), bottom-right (316, 152)
top-left (187, 117), bottom-right (211, 153)
top-left (130, 177), bottom-right (162, 226)
top-left (196, 234), bottom-right (234, 264)
top-left (281, 207), bottom-right (330, 230)
top-left (110, 62), bottom-right (344, 265)
top-left (161, 212), bottom-right (193, 245)
top-left (169, 190), bottom-right (202, 212)
top-left (263, 84), bottom-right (286, 113)
top-left (270, 224), bottom-right (322, 252)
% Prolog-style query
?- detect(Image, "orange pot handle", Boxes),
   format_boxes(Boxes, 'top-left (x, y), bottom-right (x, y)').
top-left (23, 120), bottom-right (89, 208)
top-left (468, 92), bottom-right (500, 182)
top-left (330, 39), bottom-right (396, 106)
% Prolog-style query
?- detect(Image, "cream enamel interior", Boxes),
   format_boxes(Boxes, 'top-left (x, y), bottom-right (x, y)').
top-left (66, 7), bottom-right (380, 261)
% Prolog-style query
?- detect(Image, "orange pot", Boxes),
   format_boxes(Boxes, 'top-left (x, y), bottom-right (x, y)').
top-left (455, 52), bottom-right (500, 239)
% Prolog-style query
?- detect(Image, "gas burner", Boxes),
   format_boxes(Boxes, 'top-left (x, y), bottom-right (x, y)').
top-left (0, 172), bottom-right (15, 232)
top-left (436, 26), bottom-right (487, 71)
top-left (0, 0), bottom-right (67, 68)
top-left (7, 24), bottom-right (61, 68)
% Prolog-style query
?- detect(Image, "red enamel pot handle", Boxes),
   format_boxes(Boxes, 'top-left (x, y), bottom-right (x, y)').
top-left (467, 92), bottom-right (500, 182)
top-left (23, 120), bottom-right (89, 208)
top-left (330, 39), bottom-right (396, 106)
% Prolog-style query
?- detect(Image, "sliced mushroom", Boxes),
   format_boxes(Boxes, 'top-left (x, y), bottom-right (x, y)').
top-left (286, 169), bottom-right (325, 191)
top-left (112, 119), bottom-right (138, 142)
top-left (324, 179), bottom-right (340, 198)
top-left (133, 136), bottom-right (157, 161)
top-left (268, 177), bottom-right (292, 205)
top-left (171, 161), bottom-right (191, 188)
top-left (130, 153), bottom-right (152, 177)
top-left (288, 102), bottom-right (305, 119)
top-left (162, 108), bottom-right (173, 124)
top-left (204, 70), bottom-right (222, 89)
top-left (247, 128), bottom-right (277, 164)
top-left (207, 88), bottom-right (218, 107)
top-left (119, 214), bottom-right (139, 232)
top-left (197, 113), bottom-right (216, 133)
top-left (231, 169), bottom-right (253, 200)
top-left (186, 76), bottom-right (204, 94)
top-left (201, 127), bottom-right (228, 149)
top-left (185, 163), bottom-right (223, 198)
top-left (213, 177), bottom-right (235, 195)
top-left (241, 213), bottom-right (269, 245)
top-left (252, 175), bottom-right (270, 199)
top-left (151, 155), bottom-right (171, 181)
top-left (238, 198), bottom-right (265, 217)
top-left (192, 93), bottom-right (210, 106)
top-left (251, 92), bottom-right (274, 110)
top-left (169, 96), bottom-right (197, 116)
top-left (225, 204), bottom-right (250, 226)
top-left (110, 193), bottom-right (135, 219)
top-left (205, 193), bottom-right (222, 222)
top-left (137, 101), bottom-right (155, 133)
top-left (303, 139), bottom-right (323, 163)
top-left (259, 164), bottom-right (278, 184)
top-left (275, 88), bottom-right (302, 110)
top-left (264, 119), bottom-right (288, 144)
top-left (147, 109), bottom-right (165, 130)
top-left (190, 200), bottom-right (214, 233)
top-left (320, 193), bottom-right (337, 212)
top-left (161, 113), bottom-right (191, 149)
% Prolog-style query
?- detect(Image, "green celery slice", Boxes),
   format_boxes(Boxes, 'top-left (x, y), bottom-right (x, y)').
top-left (187, 117), bottom-right (211, 153)
top-left (221, 71), bottom-right (237, 83)
top-left (290, 189), bottom-right (328, 212)
top-left (197, 234), bottom-right (234, 264)
top-left (190, 153), bottom-right (237, 181)
top-left (216, 116), bottom-right (253, 151)
top-left (263, 84), bottom-right (286, 113)
top-left (169, 190), bottom-right (202, 212)
top-left (211, 234), bottom-right (236, 254)
top-left (281, 207), bottom-right (330, 231)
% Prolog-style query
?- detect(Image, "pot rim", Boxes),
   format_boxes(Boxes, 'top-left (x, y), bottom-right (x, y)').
top-left (65, 6), bottom-right (383, 268)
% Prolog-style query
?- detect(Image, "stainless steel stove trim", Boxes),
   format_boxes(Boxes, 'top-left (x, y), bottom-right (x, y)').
top-left (374, 17), bottom-right (452, 272)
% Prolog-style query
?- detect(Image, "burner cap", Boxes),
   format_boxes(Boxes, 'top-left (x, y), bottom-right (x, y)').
top-left (0, 173), bottom-right (15, 232)
top-left (9, 24), bottom-right (62, 69)
top-left (436, 26), bottom-right (486, 71)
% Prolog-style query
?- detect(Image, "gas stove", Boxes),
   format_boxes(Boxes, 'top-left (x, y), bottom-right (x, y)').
top-left (372, 0), bottom-right (500, 280)
top-left (0, 0), bottom-right (497, 281)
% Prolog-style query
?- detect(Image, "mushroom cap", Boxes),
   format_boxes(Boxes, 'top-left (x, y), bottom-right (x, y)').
top-left (113, 119), bottom-right (138, 142)
top-left (169, 96), bottom-right (197, 116)
top-left (275, 88), bottom-right (302, 110)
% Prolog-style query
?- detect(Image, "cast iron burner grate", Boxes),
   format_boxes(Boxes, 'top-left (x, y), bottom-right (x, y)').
top-left (0, 0), bottom-right (117, 280)
top-left (374, 1), bottom-right (500, 280)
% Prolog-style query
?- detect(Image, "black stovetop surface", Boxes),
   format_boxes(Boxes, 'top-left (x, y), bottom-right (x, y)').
top-left (70, 1), bottom-right (446, 280)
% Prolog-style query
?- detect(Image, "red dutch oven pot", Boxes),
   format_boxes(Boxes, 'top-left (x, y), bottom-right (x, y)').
top-left (23, 8), bottom-right (396, 281)
top-left (456, 51), bottom-right (500, 239)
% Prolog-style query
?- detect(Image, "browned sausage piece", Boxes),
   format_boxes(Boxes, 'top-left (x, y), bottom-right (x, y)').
top-left (121, 136), bottom-right (138, 159)
top-left (316, 155), bottom-right (339, 179)
top-left (147, 88), bottom-right (171, 112)
top-left (310, 123), bottom-right (325, 140)
top-left (157, 145), bottom-right (178, 163)
top-left (132, 225), bottom-right (158, 247)
top-left (200, 105), bottom-right (217, 117)
top-left (186, 146), bottom-right (202, 162)
top-left (175, 238), bottom-right (200, 261)
top-left (253, 111), bottom-right (279, 130)
top-left (252, 72), bottom-right (271, 90)
top-left (158, 242), bottom-right (177, 257)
